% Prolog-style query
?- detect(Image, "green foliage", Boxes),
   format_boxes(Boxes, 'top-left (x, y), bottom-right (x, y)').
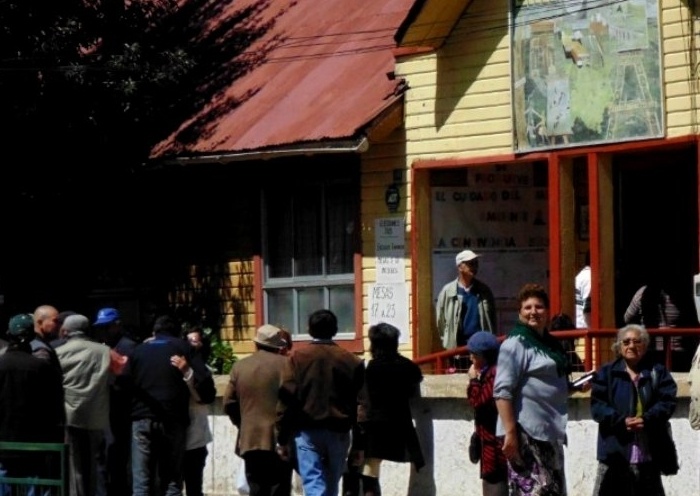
top-left (208, 336), bottom-right (237, 375)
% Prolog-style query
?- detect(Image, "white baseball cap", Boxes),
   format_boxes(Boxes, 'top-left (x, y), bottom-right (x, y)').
top-left (455, 250), bottom-right (480, 266)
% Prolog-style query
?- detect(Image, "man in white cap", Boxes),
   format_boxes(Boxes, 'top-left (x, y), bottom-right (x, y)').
top-left (436, 249), bottom-right (497, 355)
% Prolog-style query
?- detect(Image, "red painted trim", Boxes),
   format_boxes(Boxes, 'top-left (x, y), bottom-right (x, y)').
top-left (548, 155), bottom-right (561, 313)
top-left (410, 169), bottom-right (419, 360)
top-left (412, 135), bottom-right (696, 171)
top-left (253, 255), bottom-right (264, 327)
top-left (588, 153), bottom-right (600, 365)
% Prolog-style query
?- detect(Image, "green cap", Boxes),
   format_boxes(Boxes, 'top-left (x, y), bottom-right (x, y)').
top-left (7, 313), bottom-right (34, 339)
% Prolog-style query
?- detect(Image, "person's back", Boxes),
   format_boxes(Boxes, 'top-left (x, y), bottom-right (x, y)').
top-left (0, 314), bottom-right (64, 444)
top-left (127, 315), bottom-right (215, 496)
top-left (182, 327), bottom-right (214, 496)
top-left (224, 325), bottom-right (292, 496)
top-left (56, 314), bottom-right (113, 496)
top-left (92, 307), bottom-right (137, 496)
top-left (57, 315), bottom-right (112, 430)
top-left (575, 262), bottom-right (591, 328)
top-left (358, 323), bottom-right (425, 496)
top-left (130, 332), bottom-right (192, 425)
top-left (278, 310), bottom-right (364, 496)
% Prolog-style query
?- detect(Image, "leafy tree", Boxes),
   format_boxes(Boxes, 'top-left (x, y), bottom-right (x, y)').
top-left (0, 0), bottom-right (279, 200)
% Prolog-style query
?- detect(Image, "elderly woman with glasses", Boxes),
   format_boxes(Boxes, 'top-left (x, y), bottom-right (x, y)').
top-left (590, 324), bottom-right (678, 496)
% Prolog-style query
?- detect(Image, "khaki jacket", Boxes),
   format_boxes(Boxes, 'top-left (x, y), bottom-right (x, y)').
top-left (436, 278), bottom-right (497, 349)
top-left (56, 334), bottom-right (112, 430)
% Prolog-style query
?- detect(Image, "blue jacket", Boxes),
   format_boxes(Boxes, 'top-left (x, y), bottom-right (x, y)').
top-left (590, 356), bottom-right (677, 465)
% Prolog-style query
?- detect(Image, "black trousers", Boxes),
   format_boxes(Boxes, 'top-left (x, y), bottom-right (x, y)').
top-left (183, 446), bottom-right (208, 496)
top-left (243, 450), bottom-right (293, 496)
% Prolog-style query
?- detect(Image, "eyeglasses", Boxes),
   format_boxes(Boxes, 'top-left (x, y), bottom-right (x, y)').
top-left (621, 338), bottom-right (643, 346)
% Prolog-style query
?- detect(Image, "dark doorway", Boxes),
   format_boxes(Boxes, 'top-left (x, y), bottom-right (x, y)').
top-left (614, 146), bottom-right (699, 330)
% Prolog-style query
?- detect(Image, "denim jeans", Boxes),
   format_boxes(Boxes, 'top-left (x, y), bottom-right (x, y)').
top-left (131, 418), bottom-right (186, 496)
top-left (295, 428), bottom-right (350, 496)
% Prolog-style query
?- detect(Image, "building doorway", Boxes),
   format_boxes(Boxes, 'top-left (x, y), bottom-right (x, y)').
top-left (613, 146), bottom-right (699, 329)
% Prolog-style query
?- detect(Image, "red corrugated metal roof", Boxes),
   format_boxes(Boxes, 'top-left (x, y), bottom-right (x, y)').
top-left (151, 0), bottom-right (414, 159)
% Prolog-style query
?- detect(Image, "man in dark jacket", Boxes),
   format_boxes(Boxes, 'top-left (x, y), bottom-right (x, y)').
top-left (277, 309), bottom-right (365, 496)
top-left (126, 315), bottom-right (215, 496)
top-left (0, 313), bottom-right (64, 481)
top-left (93, 307), bottom-right (138, 496)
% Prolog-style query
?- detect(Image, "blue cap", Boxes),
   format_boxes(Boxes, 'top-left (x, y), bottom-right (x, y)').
top-left (94, 307), bottom-right (120, 326)
top-left (467, 331), bottom-right (500, 355)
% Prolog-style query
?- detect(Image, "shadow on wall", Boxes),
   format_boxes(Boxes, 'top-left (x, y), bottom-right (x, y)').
top-left (169, 259), bottom-right (255, 341)
top-left (409, 389), bottom-right (438, 496)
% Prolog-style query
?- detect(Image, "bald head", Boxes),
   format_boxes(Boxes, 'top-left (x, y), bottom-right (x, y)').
top-left (33, 305), bottom-right (59, 340)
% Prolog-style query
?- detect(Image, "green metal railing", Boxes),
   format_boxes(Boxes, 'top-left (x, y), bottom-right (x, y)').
top-left (0, 441), bottom-right (67, 496)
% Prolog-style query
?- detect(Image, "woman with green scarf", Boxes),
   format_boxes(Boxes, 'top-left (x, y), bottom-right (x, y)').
top-left (493, 283), bottom-right (571, 495)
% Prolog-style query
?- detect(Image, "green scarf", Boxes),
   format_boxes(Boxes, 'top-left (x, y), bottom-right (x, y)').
top-left (508, 321), bottom-right (569, 377)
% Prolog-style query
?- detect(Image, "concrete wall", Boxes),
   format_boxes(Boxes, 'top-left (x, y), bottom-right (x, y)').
top-left (200, 374), bottom-right (699, 496)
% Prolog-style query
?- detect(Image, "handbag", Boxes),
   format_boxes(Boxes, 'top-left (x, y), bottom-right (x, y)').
top-left (648, 369), bottom-right (679, 476)
top-left (650, 421), bottom-right (679, 476)
top-left (689, 343), bottom-right (700, 430)
top-left (468, 431), bottom-right (481, 464)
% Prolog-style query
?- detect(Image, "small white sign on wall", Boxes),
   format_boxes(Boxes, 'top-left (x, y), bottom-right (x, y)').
top-left (369, 282), bottom-right (409, 344)
top-left (375, 217), bottom-right (406, 284)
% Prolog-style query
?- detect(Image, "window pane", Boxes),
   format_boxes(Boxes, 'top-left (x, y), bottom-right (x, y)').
top-left (266, 191), bottom-right (293, 278)
top-left (326, 183), bottom-right (356, 275)
top-left (329, 285), bottom-right (355, 334)
top-left (298, 287), bottom-right (324, 332)
top-left (267, 289), bottom-right (294, 332)
top-left (294, 192), bottom-right (323, 276)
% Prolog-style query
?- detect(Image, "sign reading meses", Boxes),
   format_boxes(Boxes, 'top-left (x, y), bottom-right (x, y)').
top-left (369, 282), bottom-right (409, 344)
top-left (372, 217), bottom-right (408, 343)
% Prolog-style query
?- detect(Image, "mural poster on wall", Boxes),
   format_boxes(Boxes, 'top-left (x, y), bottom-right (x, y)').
top-left (511, 0), bottom-right (663, 152)
top-left (431, 164), bottom-right (549, 331)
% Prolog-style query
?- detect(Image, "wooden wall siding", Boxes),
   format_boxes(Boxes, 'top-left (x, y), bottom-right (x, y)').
top-left (170, 259), bottom-right (256, 345)
top-left (397, 0), bottom-right (700, 161)
top-left (397, 0), bottom-right (513, 161)
top-left (360, 127), bottom-right (413, 355)
top-left (662, 1), bottom-right (698, 136)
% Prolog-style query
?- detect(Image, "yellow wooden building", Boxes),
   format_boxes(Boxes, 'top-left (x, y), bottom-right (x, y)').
top-left (392, 0), bottom-right (700, 367)
top-left (67, 0), bottom-right (699, 370)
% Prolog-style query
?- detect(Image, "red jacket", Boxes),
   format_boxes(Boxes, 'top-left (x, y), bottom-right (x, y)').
top-left (467, 364), bottom-right (508, 482)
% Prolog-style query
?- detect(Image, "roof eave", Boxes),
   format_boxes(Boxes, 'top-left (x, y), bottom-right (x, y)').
top-left (395, 0), bottom-right (473, 49)
top-left (153, 136), bottom-right (370, 167)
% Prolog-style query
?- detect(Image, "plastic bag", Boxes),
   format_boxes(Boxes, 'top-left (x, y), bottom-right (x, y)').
top-left (236, 456), bottom-right (249, 495)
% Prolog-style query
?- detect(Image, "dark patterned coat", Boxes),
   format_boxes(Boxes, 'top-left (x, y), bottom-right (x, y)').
top-left (467, 364), bottom-right (508, 483)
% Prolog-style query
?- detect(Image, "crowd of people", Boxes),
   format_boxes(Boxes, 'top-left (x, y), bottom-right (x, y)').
top-left (0, 246), bottom-right (688, 496)
top-left (457, 280), bottom-right (679, 496)
top-left (0, 305), bottom-right (216, 496)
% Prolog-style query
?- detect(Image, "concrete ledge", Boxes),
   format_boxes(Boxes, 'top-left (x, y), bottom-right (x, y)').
top-left (205, 373), bottom-right (696, 496)
top-left (214, 372), bottom-right (692, 400)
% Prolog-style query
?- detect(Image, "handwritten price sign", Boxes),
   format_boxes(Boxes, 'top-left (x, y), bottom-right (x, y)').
top-left (369, 282), bottom-right (408, 343)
